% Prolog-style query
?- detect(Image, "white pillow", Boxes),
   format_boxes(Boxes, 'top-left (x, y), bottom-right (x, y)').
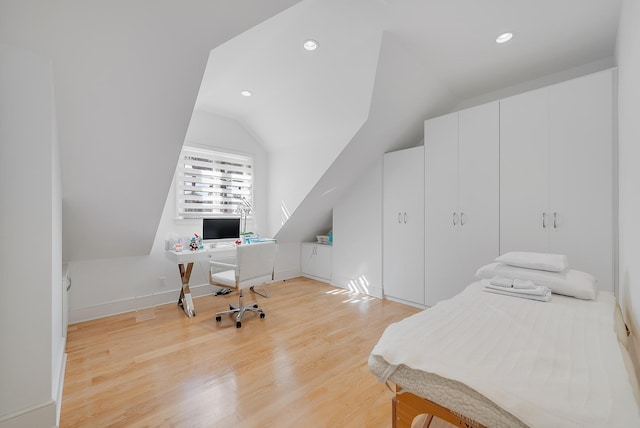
top-left (495, 251), bottom-right (568, 272)
top-left (475, 262), bottom-right (596, 300)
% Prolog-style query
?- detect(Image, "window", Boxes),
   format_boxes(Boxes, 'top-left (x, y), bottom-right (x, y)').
top-left (176, 146), bottom-right (253, 219)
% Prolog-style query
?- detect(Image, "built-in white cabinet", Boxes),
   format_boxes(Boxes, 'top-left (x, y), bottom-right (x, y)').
top-left (424, 102), bottom-right (500, 306)
top-left (500, 69), bottom-right (614, 289)
top-left (301, 243), bottom-right (332, 282)
top-left (383, 146), bottom-right (424, 305)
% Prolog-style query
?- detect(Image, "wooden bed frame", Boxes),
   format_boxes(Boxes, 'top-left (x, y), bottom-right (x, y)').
top-left (392, 386), bottom-right (487, 428)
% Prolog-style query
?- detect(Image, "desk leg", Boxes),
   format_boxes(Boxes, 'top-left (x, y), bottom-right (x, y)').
top-left (177, 262), bottom-right (196, 317)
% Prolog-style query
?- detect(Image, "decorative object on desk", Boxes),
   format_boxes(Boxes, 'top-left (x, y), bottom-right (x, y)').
top-left (189, 235), bottom-right (199, 251)
top-left (241, 231), bottom-right (254, 244)
top-left (328, 231), bottom-right (333, 244)
top-left (237, 196), bottom-right (254, 234)
top-left (174, 243), bottom-right (183, 251)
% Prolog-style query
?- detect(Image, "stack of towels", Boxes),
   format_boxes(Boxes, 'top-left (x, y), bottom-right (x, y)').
top-left (476, 251), bottom-right (597, 301)
top-left (482, 276), bottom-right (552, 302)
top-left (478, 251), bottom-right (573, 302)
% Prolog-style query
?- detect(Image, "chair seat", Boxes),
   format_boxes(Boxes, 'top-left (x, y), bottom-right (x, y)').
top-left (211, 271), bottom-right (273, 290)
top-left (210, 270), bottom-right (237, 288)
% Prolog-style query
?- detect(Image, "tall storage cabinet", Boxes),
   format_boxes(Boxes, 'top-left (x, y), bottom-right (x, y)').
top-left (424, 102), bottom-right (500, 306)
top-left (383, 146), bottom-right (424, 305)
top-left (500, 69), bottom-right (614, 290)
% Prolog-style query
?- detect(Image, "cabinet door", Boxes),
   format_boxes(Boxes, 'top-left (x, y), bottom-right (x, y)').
top-left (383, 146), bottom-right (424, 304)
top-left (300, 244), bottom-right (315, 276)
top-left (313, 245), bottom-right (332, 280)
top-left (548, 70), bottom-right (614, 288)
top-left (301, 244), bottom-right (332, 280)
top-left (458, 102), bottom-right (499, 285)
top-left (424, 113), bottom-right (458, 306)
top-left (500, 87), bottom-right (550, 254)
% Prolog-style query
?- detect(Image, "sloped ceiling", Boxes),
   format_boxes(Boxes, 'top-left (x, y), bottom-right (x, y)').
top-left (189, 0), bottom-right (620, 242)
top-left (0, 0), bottom-right (302, 261)
top-left (0, 0), bottom-right (623, 259)
top-left (195, 0), bottom-right (621, 154)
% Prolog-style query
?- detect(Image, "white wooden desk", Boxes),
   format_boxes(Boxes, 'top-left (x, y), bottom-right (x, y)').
top-left (166, 246), bottom-right (236, 317)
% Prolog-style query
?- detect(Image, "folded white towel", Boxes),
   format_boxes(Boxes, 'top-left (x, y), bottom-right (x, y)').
top-left (490, 276), bottom-right (513, 288)
top-left (483, 286), bottom-right (551, 302)
top-left (513, 278), bottom-right (536, 289)
top-left (484, 283), bottom-right (551, 297)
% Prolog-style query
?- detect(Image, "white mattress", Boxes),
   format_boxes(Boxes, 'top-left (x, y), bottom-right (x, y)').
top-left (369, 282), bottom-right (640, 428)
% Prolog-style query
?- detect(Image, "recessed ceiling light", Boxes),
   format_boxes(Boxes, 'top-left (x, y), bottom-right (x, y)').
top-left (240, 90), bottom-right (252, 97)
top-left (303, 39), bottom-right (319, 51)
top-left (496, 32), bottom-right (513, 44)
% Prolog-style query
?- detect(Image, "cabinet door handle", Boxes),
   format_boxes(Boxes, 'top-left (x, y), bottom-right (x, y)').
top-left (553, 212), bottom-right (557, 229)
top-left (542, 212), bottom-right (547, 229)
top-left (404, 212), bottom-right (408, 224)
top-left (452, 212), bottom-right (457, 226)
top-left (398, 212), bottom-right (402, 224)
top-left (460, 212), bottom-right (465, 226)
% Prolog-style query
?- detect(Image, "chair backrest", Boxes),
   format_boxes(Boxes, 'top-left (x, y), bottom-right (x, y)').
top-left (236, 241), bottom-right (277, 282)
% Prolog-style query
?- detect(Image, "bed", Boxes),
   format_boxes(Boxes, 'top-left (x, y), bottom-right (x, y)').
top-left (369, 280), bottom-right (640, 428)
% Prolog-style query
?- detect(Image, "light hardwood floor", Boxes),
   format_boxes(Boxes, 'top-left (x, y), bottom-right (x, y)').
top-left (61, 277), bottom-right (451, 427)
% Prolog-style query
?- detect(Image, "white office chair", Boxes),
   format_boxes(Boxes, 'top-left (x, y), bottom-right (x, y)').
top-left (208, 241), bottom-right (277, 328)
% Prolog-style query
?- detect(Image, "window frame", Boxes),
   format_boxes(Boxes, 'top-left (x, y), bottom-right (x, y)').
top-left (175, 145), bottom-right (254, 220)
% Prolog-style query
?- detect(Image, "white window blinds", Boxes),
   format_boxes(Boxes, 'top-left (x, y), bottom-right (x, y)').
top-left (176, 146), bottom-right (253, 219)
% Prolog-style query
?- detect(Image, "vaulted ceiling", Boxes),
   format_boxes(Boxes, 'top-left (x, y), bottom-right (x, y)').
top-left (191, 0), bottom-right (621, 242)
top-left (0, 0), bottom-right (622, 259)
top-left (196, 0), bottom-right (620, 154)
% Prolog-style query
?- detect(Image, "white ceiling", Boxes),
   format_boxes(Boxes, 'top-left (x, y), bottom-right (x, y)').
top-left (194, 0), bottom-right (621, 155)
top-left (0, 0), bottom-right (622, 259)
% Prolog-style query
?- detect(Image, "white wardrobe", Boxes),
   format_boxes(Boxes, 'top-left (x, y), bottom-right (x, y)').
top-left (383, 146), bottom-right (424, 305)
top-left (423, 68), bottom-right (615, 305)
top-left (500, 69), bottom-right (615, 291)
top-left (424, 102), bottom-right (500, 306)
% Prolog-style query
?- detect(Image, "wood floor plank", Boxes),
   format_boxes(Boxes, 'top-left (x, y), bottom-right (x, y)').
top-left (61, 277), bottom-right (447, 427)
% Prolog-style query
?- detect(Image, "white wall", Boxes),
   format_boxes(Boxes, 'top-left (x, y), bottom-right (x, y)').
top-left (0, 44), bottom-right (60, 427)
top-left (332, 158), bottom-right (383, 297)
top-left (267, 130), bottom-right (364, 238)
top-left (67, 111), bottom-right (298, 323)
top-left (0, 0), bottom-right (302, 264)
top-left (616, 0), bottom-right (640, 363)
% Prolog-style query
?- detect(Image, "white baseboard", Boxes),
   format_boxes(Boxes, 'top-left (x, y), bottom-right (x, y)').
top-left (383, 294), bottom-right (426, 310)
top-left (55, 352), bottom-right (67, 427)
top-left (274, 268), bottom-right (300, 281)
top-left (302, 273), bottom-right (332, 284)
top-left (52, 337), bottom-right (67, 427)
top-left (69, 268), bottom-right (303, 324)
top-left (68, 283), bottom-right (214, 324)
top-left (0, 401), bottom-right (56, 428)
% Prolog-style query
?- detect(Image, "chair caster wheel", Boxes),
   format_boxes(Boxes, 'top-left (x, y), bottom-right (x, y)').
top-left (215, 316), bottom-right (221, 322)
top-left (260, 313), bottom-right (265, 319)
top-left (236, 321), bottom-right (242, 328)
